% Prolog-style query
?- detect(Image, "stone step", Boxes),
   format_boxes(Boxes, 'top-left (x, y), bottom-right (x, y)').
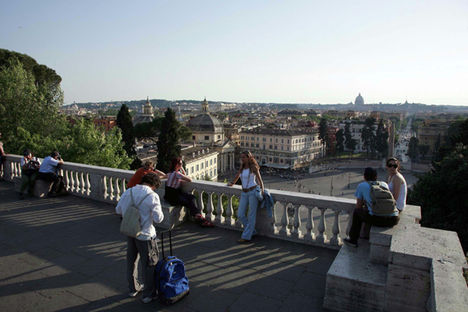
top-left (323, 241), bottom-right (387, 312)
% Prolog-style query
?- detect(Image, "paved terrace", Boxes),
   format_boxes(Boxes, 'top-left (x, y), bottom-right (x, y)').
top-left (0, 181), bottom-right (337, 312)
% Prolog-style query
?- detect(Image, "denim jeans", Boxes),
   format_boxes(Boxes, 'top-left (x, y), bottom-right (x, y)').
top-left (238, 189), bottom-right (259, 240)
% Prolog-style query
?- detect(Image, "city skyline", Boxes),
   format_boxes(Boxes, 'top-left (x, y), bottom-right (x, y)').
top-left (1, 0), bottom-right (468, 106)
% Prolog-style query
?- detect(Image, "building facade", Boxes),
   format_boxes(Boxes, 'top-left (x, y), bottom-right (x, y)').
top-left (181, 146), bottom-right (219, 181)
top-left (239, 128), bottom-right (324, 169)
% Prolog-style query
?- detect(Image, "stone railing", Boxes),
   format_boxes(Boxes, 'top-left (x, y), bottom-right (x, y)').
top-left (3, 154), bottom-right (355, 249)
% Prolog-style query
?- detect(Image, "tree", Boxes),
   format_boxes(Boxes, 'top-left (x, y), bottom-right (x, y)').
top-left (336, 129), bottom-right (344, 153)
top-left (344, 122), bottom-right (357, 153)
top-left (375, 119), bottom-right (389, 158)
top-left (408, 144), bottom-right (468, 252)
top-left (156, 108), bottom-right (182, 172)
top-left (319, 118), bottom-right (328, 143)
top-left (361, 117), bottom-right (376, 156)
top-left (407, 137), bottom-right (419, 161)
top-left (116, 104), bottom-right (135, 156)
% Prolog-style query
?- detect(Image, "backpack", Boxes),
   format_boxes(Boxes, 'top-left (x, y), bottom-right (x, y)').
top-left (368, 181), bottom-right (398, 216)
top-left (155, 231), bottom-right (189, 305)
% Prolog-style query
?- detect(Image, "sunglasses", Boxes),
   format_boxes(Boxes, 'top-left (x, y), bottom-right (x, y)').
top-left (387, 164), bottom-right (398, 168)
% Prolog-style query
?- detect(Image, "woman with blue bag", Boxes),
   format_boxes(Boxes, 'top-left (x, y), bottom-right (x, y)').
top-left (228, 151), bottom-right (264, 243)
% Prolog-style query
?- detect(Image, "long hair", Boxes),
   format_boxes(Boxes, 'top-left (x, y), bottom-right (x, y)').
top-left (169, 157), bottom-right (182, 172)
top-left (386, 157), bottom-right (401, 171)
top-left (241, 151), bottom-right (259, 173)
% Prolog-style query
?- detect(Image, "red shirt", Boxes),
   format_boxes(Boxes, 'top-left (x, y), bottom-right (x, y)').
top-left (127, 168), bottom-right (154, 188)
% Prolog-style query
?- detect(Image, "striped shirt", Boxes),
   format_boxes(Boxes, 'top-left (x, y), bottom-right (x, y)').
top-left (166, 171), bottom-right (184, 189)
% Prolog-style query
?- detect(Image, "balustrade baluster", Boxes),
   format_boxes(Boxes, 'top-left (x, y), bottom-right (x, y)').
top-left (279, 202), bottom-right (290, 236)
top-left (121, 178), bottom-right (126, 194)
top-left (197, 190), bottom-right (205, 217)
top-left (75, 171), bottom-right (80, 193)
top-left (205, 192), bottom-right (214, 221)
top-left (305, 206), bottom-right (315, 241)
top-left (330, 209), bottom-right (342, 245)
top-left (215, 193), bottom-right (225, 224)
top-left (290, 204), bottom-right (302, 239)
top-left (345, 207), bottom-right (353, 237)
top-left (316, 207), bottom-right (327, 244)
top-left (109, 177), bottom-right (114, 201)
top-left (103, 176), bottom-right (108, 200)
top-left (85, 173), bottom-right (91, 195)
top-left (79, 172), bottom-right (85, 194)
top-left (69, 171), bottom-right (75, 193)
top-left (225, 195), bottom-right (235, 226)
top-left (115, 178), bottom-right (121, 201)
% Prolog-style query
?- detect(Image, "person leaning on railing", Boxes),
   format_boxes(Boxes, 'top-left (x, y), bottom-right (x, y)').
top-left (228, 150), bottom-right (264, 244)
top-left (164, 157), bottom-right (214, 228)
top-left (37, 151), bottom-right (67, 196)
top-left (127, 160), bottom-right (167, 188)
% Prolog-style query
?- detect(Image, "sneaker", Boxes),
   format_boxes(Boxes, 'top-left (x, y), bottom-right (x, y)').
top-left (141, 296), bottom-right (154, 304)
top-left (128, 290), bottom-right (139, 298)
top-left (237, 238), bottom-right (252, 244)
top-left (343, 238), bottom-right (358, 248)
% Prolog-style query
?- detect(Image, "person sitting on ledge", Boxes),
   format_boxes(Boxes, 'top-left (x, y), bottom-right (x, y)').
top-left (127, 160), bottom-right (167, 188)
top-left (37, 151), bottom-right (67, 196)
top-left (164, 157), bottom-right (214, 228)
top-left (343, 167), bottom-right (399, 247)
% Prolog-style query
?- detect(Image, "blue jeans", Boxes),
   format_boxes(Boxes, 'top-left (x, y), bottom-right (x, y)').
top-left (238, 189), bottom-right (259, 240)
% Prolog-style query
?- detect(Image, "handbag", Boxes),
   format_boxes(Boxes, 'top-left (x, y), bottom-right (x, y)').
top-left (120, 189), bottom-right (152, 238)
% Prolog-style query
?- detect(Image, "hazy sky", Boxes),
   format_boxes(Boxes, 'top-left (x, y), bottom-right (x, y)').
top-left (1, 0), bottom-right (467, 105)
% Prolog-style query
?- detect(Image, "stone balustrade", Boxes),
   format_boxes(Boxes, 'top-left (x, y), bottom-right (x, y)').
top-left (2, 154), bottom-right (355, 249)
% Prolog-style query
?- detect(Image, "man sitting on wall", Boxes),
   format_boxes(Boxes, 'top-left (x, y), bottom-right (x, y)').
top-left (38, 151), bottom-right (67, 196)
top-left (344, 167), bottom-right (400, 247)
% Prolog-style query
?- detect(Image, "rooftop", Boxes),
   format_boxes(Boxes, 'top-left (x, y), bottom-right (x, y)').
top-left (0, 181), bottom-right (336, 312)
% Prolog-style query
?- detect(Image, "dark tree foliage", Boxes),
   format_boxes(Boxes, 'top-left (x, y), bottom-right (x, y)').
top-left (361, 117), bottom-right (376, 156)
top-left (319, 118), bottom-right (328, 143)
top-left (156, 108), bottom-right (181, 172)
top-left (408, 137), bottom-right (419, 161)
top-left (375, 119), bottom-right (389, 158)
top-left (116, 104), bottom-right (135, 156)
top-left (336, 129), bottom-right (344, 153)
top-left (344, 122), bottom-right (357, 152)
top-left (408, 144), bottom-right (468, 252)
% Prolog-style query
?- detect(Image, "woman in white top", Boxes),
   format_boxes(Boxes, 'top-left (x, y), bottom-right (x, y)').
top-left (228, 151), bottom-right (264, 243)
top-left (386, 157), bottom-right (407, 211)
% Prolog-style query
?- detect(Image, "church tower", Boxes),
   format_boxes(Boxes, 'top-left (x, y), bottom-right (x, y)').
top-left (202, 97), bottom-right (209, 113)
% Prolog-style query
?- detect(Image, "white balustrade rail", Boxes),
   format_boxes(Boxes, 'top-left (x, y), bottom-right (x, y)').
top-left (3, 155), bottom-right (355, 249)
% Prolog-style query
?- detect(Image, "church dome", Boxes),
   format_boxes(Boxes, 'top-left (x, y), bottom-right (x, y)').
top-left (355, 93), bottom-right (364, 105)
top-left (187, 113), bottom-right (223, 133)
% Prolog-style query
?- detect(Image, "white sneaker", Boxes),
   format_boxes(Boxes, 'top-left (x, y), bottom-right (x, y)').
top-left (141, 296), bottom-right (153, 304)
top-left (129, 291), bottom-right (139, 298)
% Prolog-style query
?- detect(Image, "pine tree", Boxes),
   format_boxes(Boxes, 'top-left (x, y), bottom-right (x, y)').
top-left (344, 122), bottom-right (357, 153)
top-left (336, 129), bottom-right (344, 153)
top-left (375, 119), bottom-right (389, 158)
top-left (362, 117), bottom-right (376, 156)
top-left (156, 108), bottom-right (181, 172)
top-left (116, 104), bottom-right (135, 157)
top-left (319, 118), bottom-right (328, 142)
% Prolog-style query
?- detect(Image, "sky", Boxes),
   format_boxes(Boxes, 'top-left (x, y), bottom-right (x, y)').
top-left (1, 0), bottom-right (468, 105)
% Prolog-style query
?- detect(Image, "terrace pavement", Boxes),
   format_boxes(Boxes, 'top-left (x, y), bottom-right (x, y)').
top-left (0, 181), bottom-right (337, 312)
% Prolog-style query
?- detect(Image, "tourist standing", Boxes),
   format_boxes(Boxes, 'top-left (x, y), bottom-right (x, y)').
top-left (127, 160), bottom-right (167, 188)
top-left (386, 157), bottom-right (407, 212)
top-left (164, 157), bottom-right (214, 227)
top-left (116, 172), bottom-right (164, 303)
top-left (19, 149), bottom-right (41, 198)
top-left (228, 151), bottom-right (264, 243)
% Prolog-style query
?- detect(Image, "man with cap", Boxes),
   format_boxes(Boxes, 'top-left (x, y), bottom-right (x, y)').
top-left (38, 151), bottom-right (67, 196)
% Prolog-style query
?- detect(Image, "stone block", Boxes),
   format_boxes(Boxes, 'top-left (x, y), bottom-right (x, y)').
top-left (13, 177), bottom-right (21, 192)
top-left (324, 241), bottom-right (387, 312)
top-left (390, 226), bottom-right (466, 271)
top-left (33, 179), bottom-right (53, 198)
top-left (384, 263), bottom-right (430, 312)
top-left (370, 243), bottom-right (390, 265)
top-left (158, 201), bottom-right (187, 230)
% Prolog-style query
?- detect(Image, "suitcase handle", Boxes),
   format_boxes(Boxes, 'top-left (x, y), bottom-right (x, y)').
top-left (160, 230), bottom-right (173, 259)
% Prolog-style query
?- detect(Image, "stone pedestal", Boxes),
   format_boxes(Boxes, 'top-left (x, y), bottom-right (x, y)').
top-left (33, 179), bottom-right (53, 198)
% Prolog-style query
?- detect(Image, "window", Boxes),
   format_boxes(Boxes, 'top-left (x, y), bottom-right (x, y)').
top-left (275, 138), bottom-right (278, 143)
top-left (214, 157), bottom-right (216, 163)
top-left (210, 159), bottom-right (212, 165)
top-left (218, 135), bottom-right (221, 139)
top-left (257, 137), bottom-right (259, 141)
top-left (263, 137), bottom-right (266, 142)
top-left (205, 136), bottom-right (209, 140)
top-left (274, 145), bottom-right (277, 150)
top-left (192, 135), bottom-right (195, 140)
top-left (214, 169), bottom-right (217, 175)
top-left (281, 139), bottom-right (284, 143)
top-left (206, 161), bottom-right (208, 167)
top-left (241, 142), bottom-right (244, 146)
top-left (196, 164), bottom-right (199, 171)
top-left (256, 144), bottom-right (259, 148)
top-left (251, 137), bottom-right (255, 141)
top-left (201, 162), bottom-right (204, 169)
top-left (191, 167), bottom-right (194, 174)
top-left (269, 145), bottom-right (273, 149)
top-left (270, 138), bottom-right (272, 142)
top-left (241, 136), bottom-right (244, 140)
top-left (281, 146), bottom-right (283, 150)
